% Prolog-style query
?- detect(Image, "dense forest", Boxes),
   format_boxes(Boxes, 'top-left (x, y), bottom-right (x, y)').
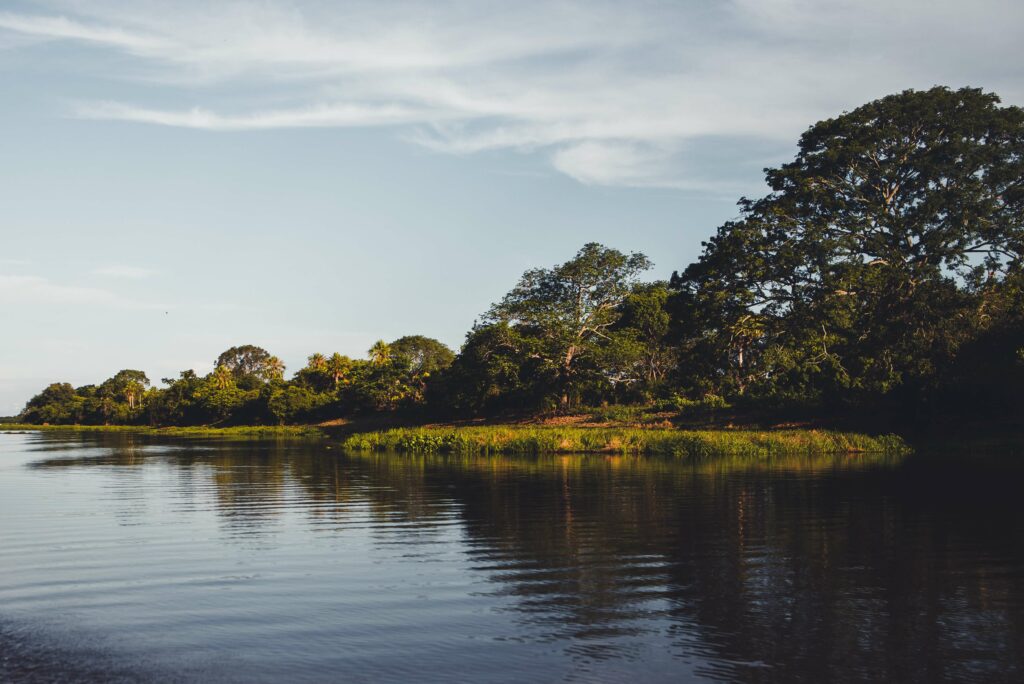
top-left (18, 87), bottom-right (1024, 429)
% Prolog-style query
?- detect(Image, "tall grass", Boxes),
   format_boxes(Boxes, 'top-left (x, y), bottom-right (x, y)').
top-left (341, 426), bottom-right (909, 457)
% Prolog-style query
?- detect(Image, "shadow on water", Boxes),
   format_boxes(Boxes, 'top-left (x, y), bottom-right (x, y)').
top-left (5, 431), bottom-right (1024, 682)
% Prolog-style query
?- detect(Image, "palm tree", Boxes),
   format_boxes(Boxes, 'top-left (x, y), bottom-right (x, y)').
top-left (368, 340), bottom-right (392, 367)
top-left (266, 356), bottom-right (286, 382)
top-left (212, 365), bottom-right (233, 389)
top-left (327, 353), bottom-right (352, 388)
top-left (307, 353), bottom-right (327, 372)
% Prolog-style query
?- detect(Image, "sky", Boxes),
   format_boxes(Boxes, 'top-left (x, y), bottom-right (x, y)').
top-left (1, 0), bottom-right (1022, 414)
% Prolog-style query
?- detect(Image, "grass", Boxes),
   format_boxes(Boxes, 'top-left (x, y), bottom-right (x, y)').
top-left (0, 423), bottom-right (325, 439)
top-left (341, 425), bottom-right (909, 457)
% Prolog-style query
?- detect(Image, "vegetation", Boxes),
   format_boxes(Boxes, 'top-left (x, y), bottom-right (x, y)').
top-left (0, 423), bottom-right (324, 438)
top-left (13, 87), bottom-right (1024, 434)
top-left (341, 426), bottom-right (908, 457)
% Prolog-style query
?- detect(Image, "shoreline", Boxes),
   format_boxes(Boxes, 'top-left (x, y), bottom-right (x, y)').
top-left (0, 423), bottom-right (324, 438)
top-left (0, 422), bottom-right (910, 457)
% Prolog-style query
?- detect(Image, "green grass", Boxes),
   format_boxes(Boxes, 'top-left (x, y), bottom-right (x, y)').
top-left (341, 425), bottom-right (909, 457)
top-left (0, 423), bottom-right (325, 439)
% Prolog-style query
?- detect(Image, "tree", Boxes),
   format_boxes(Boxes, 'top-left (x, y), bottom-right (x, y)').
top-left (368, 340), bottom-right (392, 367)
top-left (486, 243), bottom-right (652, 407)
top-left (326, 353), bottom-right (353, 389)
top-left (431, 323), bottom-right (551, 414)
top-left (20, 383), bottom-right (83, 424)
top-left (147, 371), bottom-right (203, 426)
top-left (265, 356), bottom-right (286, 382)
top-left (194, 376), bottom-right (249, 423)
top-left (611, 283), bottom-right (675, 387)
top-left (104, 369), bottom-right (150, 411)
top-left (212, 365), bottom-right (233, 390)
top-left (215, 345), bottom-right (280, 387)
top-left (673, 87), bottom-right (1024, 404)
top-left (267, 385), bottom-right (326, 424)
top-left (293, 353), bottom-right (332, 393)
top-left (389, 336), bottom-right (455, 375)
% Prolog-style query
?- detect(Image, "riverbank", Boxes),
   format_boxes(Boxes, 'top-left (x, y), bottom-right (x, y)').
top-left (1, 422), bottom-right (908, 457)
top-left (0, 424), bottom-right (323, 438)
top-left (340, 426), bottom-right (909, 457)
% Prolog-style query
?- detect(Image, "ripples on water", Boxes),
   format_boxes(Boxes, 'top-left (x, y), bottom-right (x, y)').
top-left (1, 431), bottom-right (1022, 682)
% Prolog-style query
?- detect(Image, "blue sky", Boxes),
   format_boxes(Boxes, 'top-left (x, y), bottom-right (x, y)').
top-left (1, 0), bottom-right (1022, 414)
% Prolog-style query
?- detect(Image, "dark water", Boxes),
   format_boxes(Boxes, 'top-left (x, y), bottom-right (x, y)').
top-left (1, 432), bottom-right (1022, 682)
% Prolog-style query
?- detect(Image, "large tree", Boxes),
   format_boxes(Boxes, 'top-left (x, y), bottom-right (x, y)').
top-left (674, 86), bottom-right (1024, 402)
top-left (390, 335), bottom-right (455, 375)
top-left (215, 345), bottom-right (282, 387)
top-left (487, 242), bottom-right (652, 407)
top-left (102, 369), bottom-right (150, 411)
top-left (20, 383), bottom-right (83, 424)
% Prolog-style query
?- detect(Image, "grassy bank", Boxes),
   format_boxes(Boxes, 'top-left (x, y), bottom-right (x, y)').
top-left (0, 423), bottom-right (324, 439)
top-left (1, 422), bottom-right (910, 457)
top-left (341, 426), bottom-right (909, 457)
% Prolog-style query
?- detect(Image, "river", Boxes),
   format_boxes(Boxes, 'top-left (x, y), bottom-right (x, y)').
top-left (1, 431), bottom-right (1022, 682)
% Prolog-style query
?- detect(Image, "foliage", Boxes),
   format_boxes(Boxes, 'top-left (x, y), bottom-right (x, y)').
top-left (15, 88), bottom-right (1024, 431)
top-left (670, 86), bottom-right (1024, 415)
top-left (215, 345), bottom-right (284, 388)
top-left (485, 242), bottom-right (652, 408)
top-left (390, 335), bottom-right (455, 374)
top-left (20, 383), bottom-right (84, 424)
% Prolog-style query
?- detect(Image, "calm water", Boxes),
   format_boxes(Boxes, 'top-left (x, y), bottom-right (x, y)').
top-left (1, 432), bottom-right (1022, 682)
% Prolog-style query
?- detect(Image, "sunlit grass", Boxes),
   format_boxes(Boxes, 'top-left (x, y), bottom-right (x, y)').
top-left (341, 426), bottom-right (910, 457)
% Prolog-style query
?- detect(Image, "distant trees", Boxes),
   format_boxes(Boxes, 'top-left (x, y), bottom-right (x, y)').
top-left (16, 334), bottom-right (459, 427)
top-left (16, 87), bottom-right (1024, 427)
top-left (21, 383), bottom-right (82, 424)
top-left (104, 370), bottom-right (149, 411)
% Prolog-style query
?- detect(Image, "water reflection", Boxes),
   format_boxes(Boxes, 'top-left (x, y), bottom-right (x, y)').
top-left (6, 432), bottom-right (1024, 682)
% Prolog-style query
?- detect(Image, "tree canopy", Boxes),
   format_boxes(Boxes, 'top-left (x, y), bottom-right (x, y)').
top-left (17, 87), bottom-right (1024, 428)
top-left (485, 242), bottom-right (652, 406)
top-left (673, 86), bottom-right (1024, 405)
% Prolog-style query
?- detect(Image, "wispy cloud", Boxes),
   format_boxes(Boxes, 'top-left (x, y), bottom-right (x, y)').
top-left (3, 0), bottom-right (1022, 189)
top-left (75, 101), bottom-right (465, 130)
top-left (0, 11), bottom-right (167, 52)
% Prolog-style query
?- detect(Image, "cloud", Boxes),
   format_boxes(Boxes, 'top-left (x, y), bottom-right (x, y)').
top-left (75, 101), bottom-right (464, 130)
top-left (0, 11), bottom-right (167, 52)
top-left (3, 0), bottom-right (1023, 189)
top-left (92, 265), bottom-right (156, 278)
top-left (551, 141), bottom-right (683, 190)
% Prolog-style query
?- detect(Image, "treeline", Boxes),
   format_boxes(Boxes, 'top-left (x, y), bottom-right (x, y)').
top-left (20, 339), bottom-right (454, 426)
top-left (19, 86), bottom-right (1024, 428)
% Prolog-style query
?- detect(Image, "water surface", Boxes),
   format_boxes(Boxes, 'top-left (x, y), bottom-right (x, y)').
top-left (1, 431), bottom-right (1022, 682)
